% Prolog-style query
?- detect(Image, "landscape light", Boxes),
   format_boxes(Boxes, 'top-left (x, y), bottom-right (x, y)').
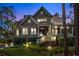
top-left (28, 42), bottom-right (31, 44)
top-left (26, 43), bottom-right (29, 47)
top-left (47, 46), bottom-right (52, 50)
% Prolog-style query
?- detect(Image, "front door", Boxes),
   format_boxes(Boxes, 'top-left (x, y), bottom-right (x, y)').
top-left (39, 26), bottom-right (48, 36)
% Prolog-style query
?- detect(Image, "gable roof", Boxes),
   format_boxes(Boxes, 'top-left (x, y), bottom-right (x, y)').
top-left (34, 6), bottom-right (52, 16)
top-left (20, 15), bottom-right (37, 25)
top-left (51, 16), bottom-right (63, 25)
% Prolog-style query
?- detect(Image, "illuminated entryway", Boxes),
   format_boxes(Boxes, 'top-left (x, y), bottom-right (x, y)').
top-left (39, 26), bottom-right (49, 36)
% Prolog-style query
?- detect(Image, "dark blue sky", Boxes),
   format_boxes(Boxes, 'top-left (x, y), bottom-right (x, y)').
top-left (0, 3), bottom-right (71, 21)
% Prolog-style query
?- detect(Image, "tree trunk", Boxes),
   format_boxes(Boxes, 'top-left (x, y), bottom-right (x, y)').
top-left (62, 3), bottom-right (68, 56)
top-left (74, 3), bottom-right (79, 56)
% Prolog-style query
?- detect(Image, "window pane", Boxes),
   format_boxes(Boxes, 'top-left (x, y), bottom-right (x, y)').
top-left (31, 28), bottom-right (34, 35)
top-left (31, 28), bottom-right (36, 35)
top-left (34, 28), bottom-right (36, 35)
top-left (22, 28), bottom-right (26, 35)
top-left (16, 29), bottom-right (19, 36)
top-left (25, 28), bottom-right (28, 35)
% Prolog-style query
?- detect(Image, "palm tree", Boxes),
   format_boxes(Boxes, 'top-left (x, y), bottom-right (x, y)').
top-left (62, 3), bottom-right (68, 56)
top-left (74, 3), bottom-right (79, 56)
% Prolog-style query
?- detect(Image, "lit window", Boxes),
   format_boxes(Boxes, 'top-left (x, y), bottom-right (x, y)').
top-left (31, 28), bottom-right (36, 35)
top-left (34, 28), bottom-right (36, 35)
top-left (41, 11), bottom-right (43, 14)
top-left (41, 19), bottom-right (43, 22)
top-left (38, 19), bottom-right (47, 22)
top-left (31, 28), bottom-right (33, 35)
top-left (16, 29), bottom-right (19, 36)
top-left (27, 19), bottom-right (31, 23)
top-left (44, 19), bottom-right (47, 21)
top-left (22, 28), bottom-right (26, 35)
top-left (25, 28), bottom-right (28, 35)
top-left (61, 26), bottom-right (64, 29)
top-left (22, 28), bottom-right (28, 35)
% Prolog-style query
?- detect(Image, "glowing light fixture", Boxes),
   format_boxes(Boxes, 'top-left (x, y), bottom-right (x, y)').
top-left (28, 42), bottom-right (31, 44)
top-left (47, 46), bottom-right (52, 50)
top-left (41, 36), bottom-right (45, 41)
top-left (26, 43), bottom-right (29, 47)
top-left (55, 26), bottom-right (57, 29)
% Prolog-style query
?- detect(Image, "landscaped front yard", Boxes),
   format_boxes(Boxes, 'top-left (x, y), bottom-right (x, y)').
top-left (0, 45), bottom-right (75, 56)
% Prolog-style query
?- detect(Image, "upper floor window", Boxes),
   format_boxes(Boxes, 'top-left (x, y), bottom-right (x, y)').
top-left (22, 28), bottom-right (28, 35)
top-left (16, 29), bottom-right (19, 36)
top-left (31, 28), bottom-right (36, 35)
top-left (37, 19), bottom-right (47, 22)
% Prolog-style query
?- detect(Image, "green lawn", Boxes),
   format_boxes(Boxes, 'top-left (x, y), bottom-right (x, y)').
top-left (0, 47), bottom-right (41, 56)
top-left (0, 45), bottom-right (75, 56)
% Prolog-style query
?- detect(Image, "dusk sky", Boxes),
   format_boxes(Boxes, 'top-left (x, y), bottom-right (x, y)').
top-left (0, 3), bottom-right (71, 21)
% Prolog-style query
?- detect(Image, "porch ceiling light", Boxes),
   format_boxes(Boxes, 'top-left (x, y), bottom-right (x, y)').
top-left (55, 26), bottom-right (57, 29)
top-left (61, 26), bottom-right (64, 29)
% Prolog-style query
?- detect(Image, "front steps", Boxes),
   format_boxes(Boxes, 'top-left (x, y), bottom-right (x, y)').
top-left (36, 35), bottom-right (57, 44)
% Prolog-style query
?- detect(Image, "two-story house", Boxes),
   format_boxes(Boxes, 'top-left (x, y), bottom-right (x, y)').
top-left (15, 6), bottom-right (74, 44)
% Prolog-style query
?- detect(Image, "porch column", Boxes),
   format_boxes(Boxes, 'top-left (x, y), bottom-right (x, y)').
top-left (54, 26), bottom-right (58, 36)
top-left (49, 25), bottom-right (52, 35)
top-left (38, 25), bottom-right (39, 36)
top-left (60, 26), bottom-right (63, 35)
top-left (60, 27), bottom-right (61, 35)
top-left (72, 27), bottom-right (74, 36)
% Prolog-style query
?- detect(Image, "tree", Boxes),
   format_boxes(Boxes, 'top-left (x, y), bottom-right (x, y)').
top-left (0, 6), bottom-right (17, 44)
top-left (74, 3), bottom-right (79, 56)
top-left (62, 3), bottom-right (68, 56)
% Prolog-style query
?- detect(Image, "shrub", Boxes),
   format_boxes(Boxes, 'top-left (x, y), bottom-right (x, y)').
top-left (57, 36), bottom-right (75, 47)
